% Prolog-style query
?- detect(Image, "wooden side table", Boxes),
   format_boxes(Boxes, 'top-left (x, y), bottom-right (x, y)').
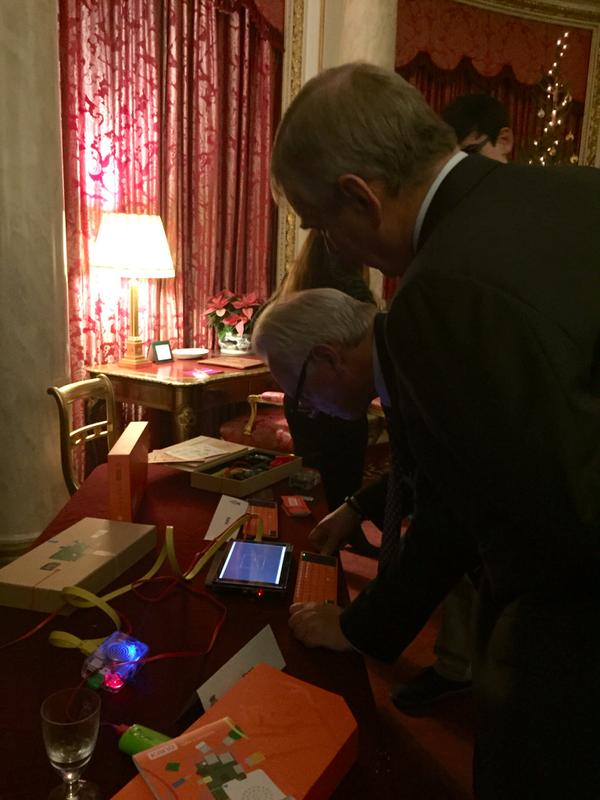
top-left (87, 358), bottom-right (276, 443)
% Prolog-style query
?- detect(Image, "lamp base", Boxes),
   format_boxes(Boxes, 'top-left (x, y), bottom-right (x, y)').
top-left (119, 336), bottom-right (152, 368)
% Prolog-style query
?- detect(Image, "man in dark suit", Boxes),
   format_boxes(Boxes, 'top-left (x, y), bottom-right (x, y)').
top-left (388, 93), bottom-right (517, 711)
top-left (260, 63), bottom-right (600, 798)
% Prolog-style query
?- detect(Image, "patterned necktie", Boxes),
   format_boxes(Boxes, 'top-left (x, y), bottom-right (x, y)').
top-left (378, 406), bottom-right (411, 574)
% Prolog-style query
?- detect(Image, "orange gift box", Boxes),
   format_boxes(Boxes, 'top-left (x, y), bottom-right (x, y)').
top-left (113, 662), bottom-right (358, 800)
top-left (108, 421), bottom-right (150, 522)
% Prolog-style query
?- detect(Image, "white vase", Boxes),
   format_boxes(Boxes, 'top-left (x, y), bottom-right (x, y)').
top-left (218, 333), bottom-right (252, 355)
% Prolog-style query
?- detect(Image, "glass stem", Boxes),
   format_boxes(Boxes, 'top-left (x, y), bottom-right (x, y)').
top-left (64, 772), bottom-right (80, 799)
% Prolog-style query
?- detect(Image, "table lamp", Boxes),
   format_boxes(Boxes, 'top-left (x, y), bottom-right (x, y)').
top-left (91, 212), bottom-right (175, 367)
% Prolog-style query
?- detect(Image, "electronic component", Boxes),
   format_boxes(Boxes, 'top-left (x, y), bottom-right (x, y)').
top-left (82, 631), bottom-right (148, 692)
top-left (116, 723), bottom-right (170, 755)
top-left (293, 551), bottom-right (338, 604)
top-left (205, 540), bottom-right (293, 595)
top-left (243, 499), bottom-right (278, 539)
top-left (281, 495), bottom-right (311, 517)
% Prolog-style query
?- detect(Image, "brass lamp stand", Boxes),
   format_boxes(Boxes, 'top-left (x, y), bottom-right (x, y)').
top-left (90, 213), bottom-right (175, 368)
top-left (120, 278), bottom-right (151, 367)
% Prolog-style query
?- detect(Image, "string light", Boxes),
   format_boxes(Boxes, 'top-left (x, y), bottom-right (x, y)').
top-left (532, 29), bottom-right (574, 167)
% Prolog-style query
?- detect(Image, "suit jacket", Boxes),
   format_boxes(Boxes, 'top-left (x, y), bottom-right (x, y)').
top-left (341, 156), bottom-right (600, 797)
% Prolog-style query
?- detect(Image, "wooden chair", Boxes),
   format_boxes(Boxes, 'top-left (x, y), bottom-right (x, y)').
top-left (47, 374), bottom-right (120, 494)
top-left (219, 391), bottom-right (294, 453)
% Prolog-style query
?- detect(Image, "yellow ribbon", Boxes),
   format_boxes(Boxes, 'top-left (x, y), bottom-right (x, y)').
top-left (48, 512), bottom-right (261, 655)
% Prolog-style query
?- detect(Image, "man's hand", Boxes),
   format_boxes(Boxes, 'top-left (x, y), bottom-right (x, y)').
top-left (288, 602), bottom-right (353, 651)
top-left (309, 503), bottom-right (363, 555)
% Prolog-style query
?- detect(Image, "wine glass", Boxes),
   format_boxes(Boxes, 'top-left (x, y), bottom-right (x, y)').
top-left (40, 687), bottom-right (101, 800)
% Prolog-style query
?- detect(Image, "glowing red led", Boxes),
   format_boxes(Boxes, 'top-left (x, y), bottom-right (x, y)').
top-left (104, 672), bottom-right (125, 691)
top-left (256, 588), bottom-right (264, 598)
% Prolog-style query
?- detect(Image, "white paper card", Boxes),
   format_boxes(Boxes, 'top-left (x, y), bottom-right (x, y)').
top-left (204, 495), bottom-right (249, 541)
top-left (222, 769), bottom-right (287, 800)
top-left (148, 435), bottom-right (249, 464)
top-left (196, 624), bottom-right (285, 709)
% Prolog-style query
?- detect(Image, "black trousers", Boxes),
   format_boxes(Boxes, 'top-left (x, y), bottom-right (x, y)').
top-left (473, 579), bottom-right (600, 799)
top-left (283, 396), bottom-right (368, 511)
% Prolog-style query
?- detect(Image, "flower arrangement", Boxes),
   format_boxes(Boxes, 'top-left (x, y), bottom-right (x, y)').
top-left (204, 290), bottom-right (263, 346)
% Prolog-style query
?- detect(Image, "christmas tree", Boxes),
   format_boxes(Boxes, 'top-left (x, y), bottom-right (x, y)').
top-left (528, 31), bottom-right (579, 166)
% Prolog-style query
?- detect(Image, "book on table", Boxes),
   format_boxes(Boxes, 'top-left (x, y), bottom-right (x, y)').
top-left (198, 355), bottom-right (265, 370)
top-left (148, 435), bottom-right (251, 468)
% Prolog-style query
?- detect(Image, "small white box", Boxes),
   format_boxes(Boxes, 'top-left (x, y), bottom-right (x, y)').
top-left (0, 517), bottom-right (156, 614)
top-left (190, 449), bottom-right (302, 498)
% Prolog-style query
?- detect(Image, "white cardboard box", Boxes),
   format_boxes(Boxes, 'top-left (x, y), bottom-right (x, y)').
top-left (190, 449), bottom-right (302, 498)
top-left (0, 517), bottom-right (156, 614)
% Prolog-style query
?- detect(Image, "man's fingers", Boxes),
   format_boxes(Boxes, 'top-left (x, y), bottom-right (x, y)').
top-left (289, 603), bottom-right (320, 646)
top-left (289, 601), bottom-right (312, 615)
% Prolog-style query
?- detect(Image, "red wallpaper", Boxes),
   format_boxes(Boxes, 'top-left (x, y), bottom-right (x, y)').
top-left (396, 0), bottom-right (592, 102)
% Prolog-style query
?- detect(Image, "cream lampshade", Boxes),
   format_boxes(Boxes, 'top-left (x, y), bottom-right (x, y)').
top-left (91, 213), bottom-right (175, 367)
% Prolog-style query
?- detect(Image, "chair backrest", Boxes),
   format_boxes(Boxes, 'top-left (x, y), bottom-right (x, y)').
top-left (47, 374), bottom-right (119, 495)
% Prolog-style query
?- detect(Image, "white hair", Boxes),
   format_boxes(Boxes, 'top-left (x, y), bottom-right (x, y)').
top-left (252, 288), bottom-right (376, 374)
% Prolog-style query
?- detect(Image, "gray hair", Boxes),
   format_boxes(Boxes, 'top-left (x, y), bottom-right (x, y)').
top-left (271, 62), bottom-right (457, 210)
top-left (252, 288), bottom-right (377, 375)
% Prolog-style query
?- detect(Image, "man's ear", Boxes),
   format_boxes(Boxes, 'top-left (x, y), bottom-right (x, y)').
top-left (311, 343), bottom-right (343, 371)
top-left (497, 127), bottom-right (514, 159)
top-left (337, 174), bottom-right (382, 227)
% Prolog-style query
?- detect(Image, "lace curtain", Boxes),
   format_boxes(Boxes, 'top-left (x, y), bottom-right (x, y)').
top-left (59, 0), bottom-right (282, 377)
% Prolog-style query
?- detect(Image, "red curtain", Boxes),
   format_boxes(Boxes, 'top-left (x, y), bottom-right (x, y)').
top-left (399, 52), bottom-right (584, 163)
top-left (58, 0), bottom-right (282, 378)
top-left (396, 0), bottom-right (591, 103)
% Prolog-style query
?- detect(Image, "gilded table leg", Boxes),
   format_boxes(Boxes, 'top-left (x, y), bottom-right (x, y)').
top-left (173, 402), bottom-right (198, 442)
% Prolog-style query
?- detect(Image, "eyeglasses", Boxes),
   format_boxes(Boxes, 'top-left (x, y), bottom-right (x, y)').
top-left (289, 352), bottom-right (315, 417)
top-left (462, 136), bottom-right (490, 155)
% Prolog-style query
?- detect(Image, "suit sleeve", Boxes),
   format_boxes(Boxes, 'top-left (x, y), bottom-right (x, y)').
top-left (384, 269), bottom-right (600, 595)
top-left (340, 476), bottom-right (479, 662)
top-left (353, 474), bottom-right (387, 530)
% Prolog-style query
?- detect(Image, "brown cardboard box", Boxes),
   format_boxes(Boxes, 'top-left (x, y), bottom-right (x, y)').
top-left (190, 449), bottom-right (302, 498)
top-left (108, 421), bottom-right (150, 521)
top-left (0, 517), bottom-right (156, 614)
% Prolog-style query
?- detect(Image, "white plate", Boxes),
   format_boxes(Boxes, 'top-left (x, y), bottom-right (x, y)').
top-left (172, 347), bottom-right (209, 360)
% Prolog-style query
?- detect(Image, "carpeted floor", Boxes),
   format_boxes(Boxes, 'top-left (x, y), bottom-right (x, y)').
top-left (341, 443), bottom-right (475, 799)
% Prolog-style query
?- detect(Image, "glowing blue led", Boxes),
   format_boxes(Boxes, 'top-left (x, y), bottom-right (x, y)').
top-left (82, 632), bottom-right (149, 692)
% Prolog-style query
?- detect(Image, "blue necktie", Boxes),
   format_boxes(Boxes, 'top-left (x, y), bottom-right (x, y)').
top-left (378, 406), bottom-right (411, 574)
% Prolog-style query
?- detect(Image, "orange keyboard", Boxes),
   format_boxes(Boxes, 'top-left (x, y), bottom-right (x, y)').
top-left (293, 551), bottom-right (338, 604)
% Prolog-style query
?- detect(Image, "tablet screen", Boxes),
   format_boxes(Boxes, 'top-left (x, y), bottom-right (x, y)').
top-left (208, 540), bottom-right (293, 592)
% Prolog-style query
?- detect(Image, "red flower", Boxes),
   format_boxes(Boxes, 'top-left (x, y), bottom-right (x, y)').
top-left (205, 289), bottom-right (263, 337)
top-left (232, 292), bottom-right (259, 309)
top-left (205, 289), bottom-right (236, 317)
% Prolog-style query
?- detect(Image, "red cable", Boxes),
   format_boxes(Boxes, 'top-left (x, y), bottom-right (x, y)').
top-left (0, 545), bottom-right (227, 657)
top-left (0, 606), bottom-right (65, 650)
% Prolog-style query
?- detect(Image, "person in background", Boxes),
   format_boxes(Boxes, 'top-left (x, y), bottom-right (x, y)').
top-left (391, 93), bottom-right (515, 710)
top-left (441, 93), bottom-right (513, 162)
top-left (268, 230), bottom-right (379, 556)
top-left (265, 62), bottom-right (600, 799)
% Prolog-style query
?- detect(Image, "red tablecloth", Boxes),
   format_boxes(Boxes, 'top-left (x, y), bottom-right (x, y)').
top-left (0, 465), bottom-right (390, 799)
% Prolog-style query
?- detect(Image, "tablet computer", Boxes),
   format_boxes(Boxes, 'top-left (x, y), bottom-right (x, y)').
top-left (205, 540), bottom-right (293, 595)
